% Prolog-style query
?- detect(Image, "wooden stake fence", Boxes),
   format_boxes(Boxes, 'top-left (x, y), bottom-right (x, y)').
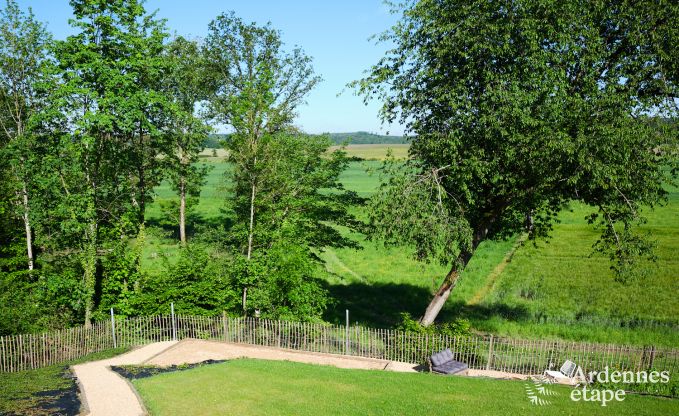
top-left (1, 314), bottom-right (678, 375)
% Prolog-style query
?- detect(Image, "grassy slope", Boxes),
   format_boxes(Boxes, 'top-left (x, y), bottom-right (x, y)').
top-left (465, 185), bottom-right (679, 346)
top-left (0, 347), bottom-right (129, 415)
top-left (144, 145), bottom-right (678, 346)
top-left (133, 359), bottom-right (679, 416)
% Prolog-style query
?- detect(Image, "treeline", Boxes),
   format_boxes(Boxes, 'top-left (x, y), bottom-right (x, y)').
top-left (203, 131), bottom-right (408, 148)
top-left (0, 1), bottom-right (358, 335)
top-left (327, 132), bottom-right (407, 145)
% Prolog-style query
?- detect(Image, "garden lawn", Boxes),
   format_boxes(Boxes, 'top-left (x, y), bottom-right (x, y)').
top-left (133, 359), bottom-right (679, 416)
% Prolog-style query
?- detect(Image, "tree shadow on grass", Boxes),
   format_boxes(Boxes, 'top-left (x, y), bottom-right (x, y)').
top-left (145, 214), bottom-right (232, 241)
top-left (323, 282), bottom-right (433, 328)
top-left (323, 281), bottom-right (531, 330)
top-left (441, 301), bottom-right (531, 327)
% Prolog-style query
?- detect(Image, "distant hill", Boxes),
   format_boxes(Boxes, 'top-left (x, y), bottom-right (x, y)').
top-left (203, 132), bottom-right (408, 148)
top-left (328, 132), bottom-right (408, 145)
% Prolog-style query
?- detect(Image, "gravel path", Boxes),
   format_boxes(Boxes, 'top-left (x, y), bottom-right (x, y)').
top-left (72, 341), bottom-right (177, 416)
top-left (73, 339), bottom-right (527, 415)
top-left (146, 339), bottom-right (419, 372)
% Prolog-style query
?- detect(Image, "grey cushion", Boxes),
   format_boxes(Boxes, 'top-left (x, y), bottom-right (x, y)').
top-left (430, 349), bottom-right (457, 368)
top-left (433, 360), bottom-right (468, 375)
top-left (431, 352), bottom-right (444, 366)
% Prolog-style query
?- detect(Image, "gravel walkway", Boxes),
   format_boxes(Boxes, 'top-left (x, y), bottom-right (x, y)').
top-left (73, 339), bottom-right (527, 415)
top-left (146, 339), bottom-right (419, 372)
top-left (72, 341), bottom-right (177, 416)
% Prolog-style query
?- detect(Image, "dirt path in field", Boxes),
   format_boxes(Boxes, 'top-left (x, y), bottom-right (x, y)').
top-left (72, 341), bottom-right (177, 416)
top-left (466, 234), bottom-right (526, 306)
top-left (323, 249), bottom-right (366, 282)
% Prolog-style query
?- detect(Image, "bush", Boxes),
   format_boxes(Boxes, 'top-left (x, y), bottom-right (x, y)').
top-left (396, 312), bottom-right (471, 337)
top-left (132, 244), bottom-right (238, 316)
top-left (235, 244), bottom-right (330, 321)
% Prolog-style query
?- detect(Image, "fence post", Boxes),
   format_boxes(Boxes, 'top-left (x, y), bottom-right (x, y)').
top-left (110, 308), bottom-right (117, 349)
top-left (171, 303), bottom-right (177, 341)
top-left (222, 311), bottom-right (227, 342)
top-left (345, 309), bottom-right (349, 355)
top-left (486, 334), bottom-right (494, 371)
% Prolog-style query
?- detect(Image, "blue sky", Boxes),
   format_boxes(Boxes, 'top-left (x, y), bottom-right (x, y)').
top-left (17, 0), bottom-right (404, 135)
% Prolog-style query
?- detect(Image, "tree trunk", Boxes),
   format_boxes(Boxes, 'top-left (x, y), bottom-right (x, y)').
top-left (243, 180), bottom-right (256, 313)
top-left (82, 221), bottom-right (97, 329)
top-left (420, 267), bottom-right (460, 326)
top-left (21, 180), bottom-right (34, 271)
top-left (179, 177), bottom-right (186, 244)
top-left (420, 249), bottom-right (474, 326)
top-left (247, 181), bottom-right (256, 260)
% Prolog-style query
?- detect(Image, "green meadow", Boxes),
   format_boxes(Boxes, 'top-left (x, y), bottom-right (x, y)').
top-left (144, 145), bottom-right (679, 347)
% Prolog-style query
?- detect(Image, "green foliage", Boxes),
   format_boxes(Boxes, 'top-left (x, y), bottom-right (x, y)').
top-left (203, 11), bottom-right (321, 131)
top-left (203, 134), bottom-right (226, 149)
top-left (397, 312), bottom-right (471, 337)
top-left (202, 13), bottom-right (353, 320)
top-left (368, 157), bottom-right (472, 266)
top-left (133, 244), bottom-right (238, 316)
top-left (162, 35), bottom-right (212, 243)
top-left (354, 0), bottom-right (678, 323)
top-left (242, 244), bottom-right (330, 321)
top-left (155, 197), bottom-right (200, 229)
top-left (41, 0), bottom-right (179, 323)
top-left (327, 132), bottom-right (407, 145)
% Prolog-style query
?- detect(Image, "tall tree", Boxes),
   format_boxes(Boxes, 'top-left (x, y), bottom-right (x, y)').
top-left (51, 0), bottom-right (172, 326)
top-left (163, 36), bottom-right (210, 244)
top-left (0, 0), bottom-right (52, 271)
top-left (203, 12), bottom-right (321, 312)
top-left (355, 0), bottom-right (678, 325)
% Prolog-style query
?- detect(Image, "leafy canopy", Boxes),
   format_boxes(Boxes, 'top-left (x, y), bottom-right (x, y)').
top-left (355, 0), bottom-right (678, 279)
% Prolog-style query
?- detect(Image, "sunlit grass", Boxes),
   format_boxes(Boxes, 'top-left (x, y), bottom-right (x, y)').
top-left (133, 359), bottom-right (679, 416)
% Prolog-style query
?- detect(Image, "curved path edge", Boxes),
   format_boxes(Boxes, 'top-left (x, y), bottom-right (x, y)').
top-left (73, 339), bottom-right (528, 415)
top-left (72, 341), bottom-right (178, 416)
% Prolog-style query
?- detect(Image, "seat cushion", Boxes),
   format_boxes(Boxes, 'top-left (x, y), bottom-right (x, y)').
top-left (443, 348), bottom-right (454, 362)
top-left (433, 360), bottom-right (468, 375)
top-left (431, 352), bottom-right (444, 366)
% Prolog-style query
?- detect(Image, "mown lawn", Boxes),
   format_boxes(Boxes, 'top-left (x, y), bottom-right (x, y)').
top-left (133, 359), bottom-right (679, 416)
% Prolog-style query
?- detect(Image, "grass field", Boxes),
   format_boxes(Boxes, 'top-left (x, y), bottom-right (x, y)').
top-left (452, 186), bottom-right (679, 347)
top-left (198, 143), bottom-right (410, 161)
top-left (144, 144), bottom-right (679, 347)
top-left (133, 359), bottom-right (679, 416)
top-left (330, 143), bottom-right (410, 160)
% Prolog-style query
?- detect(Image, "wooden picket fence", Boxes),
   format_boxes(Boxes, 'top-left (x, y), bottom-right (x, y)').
top-left (1, 314), bottom-right (678, 377)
